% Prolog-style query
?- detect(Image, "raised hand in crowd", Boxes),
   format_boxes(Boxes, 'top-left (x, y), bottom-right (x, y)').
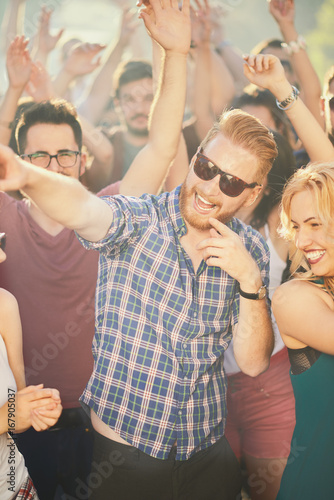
top-left (267, 0), bottom-right (323, 126)
top-left (52, 42), bottom-right (105, 100)
top-left (79, 7), bottom-right (139, 125)
top-left (32, 5), bottom-right (64, 67)
top-left (187, 0), bottom-right (234, 140)
top-left (25, 61), bottom-right (55, 102)
top-left (243, 53), bottom-right (334, 162)
top-left (0, 36), bottom-right (32, 146)
top-left (6, 35), bottom-right (32, 92)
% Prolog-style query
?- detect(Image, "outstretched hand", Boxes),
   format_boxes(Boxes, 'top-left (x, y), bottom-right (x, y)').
top-left (268, 0), bottom-right (295, 25)
top-left (64, 42), bottom-right (106, 77)
top-left (6, 36), bottom-right (32, 91)
top-left (243, 53), bottom-right (287, 94)
top-left (37, 5), bottom-right (64, 54)
top-left (139, 0), bottom-right (191, 55)
top-left (190, 0), bottom-right (212, 47)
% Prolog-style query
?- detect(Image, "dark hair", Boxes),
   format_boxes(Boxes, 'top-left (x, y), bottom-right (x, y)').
top-left (249, 130), bottom-right (296, 230)
top-left (16, 99), bottom-right (82, 154)
top-left (231, 86), bottom-right (294, 146)
top-left (9, 97), bottom-right (35, 154)
top-left (252, 38), bottom-right (283, 55)
top-left (113, 60), bottom-right (153, 99)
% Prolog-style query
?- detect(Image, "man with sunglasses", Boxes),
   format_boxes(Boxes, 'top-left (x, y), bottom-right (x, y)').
top-left (0, 2), bottom-right (190, 499)
top-left (0, 2), bottom-right (277, 499)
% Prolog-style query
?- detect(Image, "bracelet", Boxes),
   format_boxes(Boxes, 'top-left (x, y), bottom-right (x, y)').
top-left (0, 120), bottom-right (13, 129)
top-left (281, 35), bottom-right (307, 55)
top-left (276, 85), bottom-right (300, 111)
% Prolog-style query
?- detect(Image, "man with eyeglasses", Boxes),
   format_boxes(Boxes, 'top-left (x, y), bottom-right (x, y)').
top-left (0, 2), bottom-right (277, 499)
top-left (0, 2), bottom-right (190, 499)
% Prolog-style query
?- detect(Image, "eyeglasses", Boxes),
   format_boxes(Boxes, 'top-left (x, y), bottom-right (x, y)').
top-left (328, 96), bottom-right (334, 112)
top-left (193, 149), bottom-right (261, 197)
top-left (20, 150), bottom-right (81, 169)
top-left (0, 233), bottom-right (6, 252)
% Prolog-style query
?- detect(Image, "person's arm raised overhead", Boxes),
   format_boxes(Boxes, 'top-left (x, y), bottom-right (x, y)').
top-left (268, 0), bottom-right (323, 127)
top-left (0, 36), bottom-right (32, 146)
top-left (32, 6), bottom-right (64, 68)
top-left (52, 42), bottom-right (105, 99)
top-left (120, 0), bottom-right (191, 196)
top-left (79, 8), bottom-right (139, 125)
top-left (243, 54), bottom-right (334, 162)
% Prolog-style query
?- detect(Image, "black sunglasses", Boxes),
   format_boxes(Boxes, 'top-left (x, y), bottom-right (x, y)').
top-left (0, 233), bottom-right (6, 252)
top-left (193, 149), bottom-right (261, 197)
top-left (328, 96), bottom-right (334, 112)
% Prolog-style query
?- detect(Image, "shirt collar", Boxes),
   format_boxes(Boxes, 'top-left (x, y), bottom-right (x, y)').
top-left (167, 185), bottom-right (188, 237)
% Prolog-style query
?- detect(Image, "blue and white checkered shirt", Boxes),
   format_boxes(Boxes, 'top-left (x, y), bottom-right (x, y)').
top-left (78, 186), bottom-right (270, 460)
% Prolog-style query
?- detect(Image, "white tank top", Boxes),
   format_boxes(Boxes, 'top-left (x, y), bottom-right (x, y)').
top-left (0, 335), bottom-right (28, 499)
top-left (224, 224), bottom-right (286, 375)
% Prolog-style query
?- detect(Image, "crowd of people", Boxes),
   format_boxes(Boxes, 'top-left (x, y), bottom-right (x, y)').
top-left (0, 0), bottom-right (333, 499)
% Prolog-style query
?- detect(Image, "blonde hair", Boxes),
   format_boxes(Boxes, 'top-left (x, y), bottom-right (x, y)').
top-left (279, 161), bottom-right (334, 294)
top-left (200, 108), bottom-right (278, 182)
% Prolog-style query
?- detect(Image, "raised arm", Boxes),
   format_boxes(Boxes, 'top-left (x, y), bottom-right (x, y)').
top-left (52, 42), bottom-right (105, 99)
top-left (243, 54), bottom-right (334, 162)
top-left (0, 36), bottom-right (32, 146)
top-left (268, 0), bottom-right (323, 127)
top-left (119, 0), bottom-right (191, 196)
top-left (31, 6), bottom-right (64, 68)
top-left (0, 0), bottom-right (26, 52)
top-left (79, 8), bottom-right (139, 125)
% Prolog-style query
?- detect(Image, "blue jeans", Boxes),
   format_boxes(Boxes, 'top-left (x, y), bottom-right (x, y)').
top-left (16, 407), bottom-right (94, 500)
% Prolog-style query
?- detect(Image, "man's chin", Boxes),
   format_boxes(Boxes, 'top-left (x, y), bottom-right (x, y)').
top-left (127, 125), bottom-right (149, 137)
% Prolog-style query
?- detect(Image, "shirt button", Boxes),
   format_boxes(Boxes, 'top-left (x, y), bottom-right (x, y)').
top-left (193, 311), bottom-right (197, 318)
top-left (183, 343), bottom-right (187, 349)
top-left (178, 410), bottom-right (182, 416)
top-left (184, 376), bottom-right (188, 380)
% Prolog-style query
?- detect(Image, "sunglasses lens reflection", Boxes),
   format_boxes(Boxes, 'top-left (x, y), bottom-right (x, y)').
top-left (194, 155), bottom-right (245, 197)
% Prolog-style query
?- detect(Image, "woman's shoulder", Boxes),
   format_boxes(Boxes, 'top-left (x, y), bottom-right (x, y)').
top-left (273, 278), bottom-right (332, 311)
top-left (272, 278), bottom-right (334, 349)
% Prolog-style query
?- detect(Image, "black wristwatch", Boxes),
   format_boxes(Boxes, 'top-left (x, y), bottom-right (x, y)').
top-left (238, 283), bottom-right (267, 300)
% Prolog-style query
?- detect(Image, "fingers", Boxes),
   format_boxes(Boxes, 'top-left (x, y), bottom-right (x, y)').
top-left (31, 403), bottom-right (62, 432)
top-left (18, 384), bottom-right (44, 395)
top-left (209, 217), bottom-right (233, 235)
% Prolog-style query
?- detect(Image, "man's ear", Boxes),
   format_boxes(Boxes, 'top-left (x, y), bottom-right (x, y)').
top-left (243, 185), bottom-right (263, 207)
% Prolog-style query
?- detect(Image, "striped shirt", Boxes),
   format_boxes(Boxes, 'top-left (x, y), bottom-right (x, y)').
top-left (78, 186), bottom-right (270, 460)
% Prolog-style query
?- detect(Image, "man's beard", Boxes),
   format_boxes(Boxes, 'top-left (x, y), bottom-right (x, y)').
top-left (179, 182), bottom-right (234, 231)
top-left (126, 116), bottom-right (149, 137)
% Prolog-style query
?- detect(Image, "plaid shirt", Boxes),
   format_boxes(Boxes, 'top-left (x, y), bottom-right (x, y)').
top-left (78, 186), bottom-right (270, 460)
